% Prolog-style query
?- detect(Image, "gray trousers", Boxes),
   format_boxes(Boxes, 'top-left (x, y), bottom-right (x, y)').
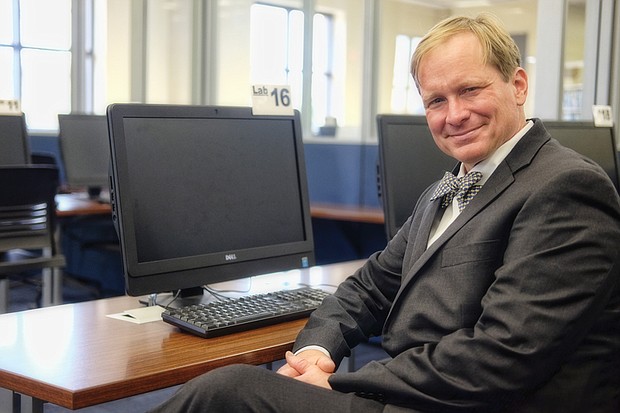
top-left (147, 364), bottom-right (385, 413)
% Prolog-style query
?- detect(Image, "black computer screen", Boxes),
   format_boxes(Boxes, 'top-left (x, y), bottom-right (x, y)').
top-left (377, 117), bottom-right (620, 241)
top-left (0, 114), bottom-right (30, 165)
top-left (107, 104), bottom-right (315, 296)
top-left (58, 114), bottom-right (110, 193)
top-left (544, 121), bottom-right (619, 191)
top-left (377, 114), bottom-right (456, 240)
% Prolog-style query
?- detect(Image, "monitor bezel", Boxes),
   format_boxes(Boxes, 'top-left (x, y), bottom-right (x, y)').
top-left (58, 113), bottom-right (111, 190)
top-left (376, 114), bottom-right (456, 240)
top-left (0, 114), bottom-right (30, 165)
top-left (107, 104), bottom-right (315, 296)
top-left (543, 120), bottom-right (620, 191)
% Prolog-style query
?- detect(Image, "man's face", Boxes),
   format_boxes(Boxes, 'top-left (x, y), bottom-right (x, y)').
top-left (417, 33), bottom-right (528, 171)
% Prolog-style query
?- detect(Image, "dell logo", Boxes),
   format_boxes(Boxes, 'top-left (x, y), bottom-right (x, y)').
top-left (225, 254), bottom-right (237, 261)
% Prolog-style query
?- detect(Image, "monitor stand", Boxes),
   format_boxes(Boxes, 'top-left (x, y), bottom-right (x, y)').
top-left (142, 287), bottom-right (207, 308)
top-left (174, 287), bottom-right (209, 307)
top-left (179, 286), bottom-right (204, 298)
top-left (87, 186), bottom-right (102, 200)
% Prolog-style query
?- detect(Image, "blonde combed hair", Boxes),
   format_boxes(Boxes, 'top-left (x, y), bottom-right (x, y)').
top-left (411, 13), bottom-right (521, 87)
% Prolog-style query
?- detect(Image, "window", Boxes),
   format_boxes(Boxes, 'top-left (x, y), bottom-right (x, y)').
top-left (0, 0), bottom-right (72, 131)
top-left (311, 12), bottom-right (335, 134)
top-left (390, 35), bottom-right (423, 115)
top-left (250, 3), bottom-right (334, 134)
top-left (0, 0), bottom-right (15, 98)
top-left (144, 0), bottom-right (194, 105)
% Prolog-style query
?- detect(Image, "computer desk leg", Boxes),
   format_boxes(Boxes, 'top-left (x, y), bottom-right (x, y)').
top-left (20, 393), bottom-right (45, 413)
top-left (41, 267), bottom-right (63, 307)
top-left (0, 278), bottom-right (8, 313)
top-left (0, 388), bottom-right (42, 413)
top-left (41, 267), bottom-right (53, 307)
top-left (52, 267), bottom-right (63, 305)
top-left (0, 387), bottom-right (18, 413)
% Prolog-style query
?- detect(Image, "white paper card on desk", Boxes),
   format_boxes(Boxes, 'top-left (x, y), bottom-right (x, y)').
top-left (107, 306), bottom-right (164, 324)
top-left (0, 99), bottom-right (21, 114)
top-left (251, 85), bottom-right (295, 116)
top-left (592, 105), bottom-right (613, 127)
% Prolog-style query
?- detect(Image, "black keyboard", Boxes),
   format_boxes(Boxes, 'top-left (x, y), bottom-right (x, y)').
top-left (161, 287), bottom-right (330, 338)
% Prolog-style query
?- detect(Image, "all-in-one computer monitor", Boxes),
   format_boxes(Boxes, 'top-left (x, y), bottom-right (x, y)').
top-left (377, 116), bottom-right (619, 240)
top-left (58, 114), bottom-right (110, 198)
top-left (0, 114), bottom-right (30, 165)
top-left (377, 114), bottom-right (455, 240)
top-left (107, 104), bottom-right (315, 297)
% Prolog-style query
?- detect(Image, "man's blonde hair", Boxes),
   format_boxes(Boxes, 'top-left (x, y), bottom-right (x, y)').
top-left (411, 13), bottom-right (521, 87)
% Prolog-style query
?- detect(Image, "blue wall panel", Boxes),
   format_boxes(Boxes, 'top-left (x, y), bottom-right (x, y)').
top-left (303, 142), bottom-right (381, 208)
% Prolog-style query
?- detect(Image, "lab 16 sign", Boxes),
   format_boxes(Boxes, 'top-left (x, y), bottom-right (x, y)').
top-left (251, 85), bottom-right (294, 116)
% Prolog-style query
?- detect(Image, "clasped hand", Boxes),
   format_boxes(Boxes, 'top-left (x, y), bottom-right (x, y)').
top-left (276, 349), bottom-right (336, 389)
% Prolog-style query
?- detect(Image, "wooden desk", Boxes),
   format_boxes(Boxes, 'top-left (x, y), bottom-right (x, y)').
top-left (310, 203), bottom-right (384, 224)
top-left (55, 193), bottom-right (112, 218)
top-left (0, 260), bottom-right (363, 412)
top-left (55, 194), bottom-right (385, 224)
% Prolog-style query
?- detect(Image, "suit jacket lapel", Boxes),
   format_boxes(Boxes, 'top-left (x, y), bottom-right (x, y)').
top-left (408, 200), bottom-right (440, 264)
top-left (399, 120), bottom-right (550, 290)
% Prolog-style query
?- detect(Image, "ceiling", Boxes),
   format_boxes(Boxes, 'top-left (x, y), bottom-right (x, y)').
top-left (398, 0), bottom-right (525, 8)
top-left (399, 0), bottom-right (584, 9)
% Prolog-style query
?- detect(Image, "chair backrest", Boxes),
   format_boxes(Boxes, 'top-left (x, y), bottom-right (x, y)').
top-left (0, 165), bottom-right (60, 254)
top-left (0, 114), bottom-right (30, 165)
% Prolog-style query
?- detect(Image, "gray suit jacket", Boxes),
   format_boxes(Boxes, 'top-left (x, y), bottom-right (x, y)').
top-left (294, 119), bottom-right (620, 412)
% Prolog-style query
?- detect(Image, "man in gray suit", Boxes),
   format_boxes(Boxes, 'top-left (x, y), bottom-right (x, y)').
top-left (149, 14), bottom-right (620, 413)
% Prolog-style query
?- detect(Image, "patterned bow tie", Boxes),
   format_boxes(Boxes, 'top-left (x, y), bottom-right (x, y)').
top-left (430, 171), bottom-right (483, 212)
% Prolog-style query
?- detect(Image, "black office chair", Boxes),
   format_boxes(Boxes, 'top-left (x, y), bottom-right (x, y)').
top-left (0, 165), bottom-right (66, 313)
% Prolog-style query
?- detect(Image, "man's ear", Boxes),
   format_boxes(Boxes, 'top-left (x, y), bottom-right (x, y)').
top-left (513, 67), bottom-right (528, 106)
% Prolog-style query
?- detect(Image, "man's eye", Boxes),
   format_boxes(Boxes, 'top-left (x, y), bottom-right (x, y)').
top-left (426, 98), bottom-right (443, 108)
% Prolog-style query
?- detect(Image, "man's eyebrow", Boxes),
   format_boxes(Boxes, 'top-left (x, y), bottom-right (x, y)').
top-left (420, 92), bottom-right (440, 105)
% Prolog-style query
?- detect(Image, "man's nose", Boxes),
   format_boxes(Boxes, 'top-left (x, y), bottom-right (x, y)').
top-left (445, 98), bottom-right (469, 125)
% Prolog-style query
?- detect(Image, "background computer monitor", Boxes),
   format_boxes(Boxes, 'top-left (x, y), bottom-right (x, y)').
top-left (58, 114), bottom-right (110, 198)
top-left (107, 104), bottom-right (315, 297)
top-left (377, 114), bottom-right (455, 240)
top-left (544, 121), bottom-right (619, 191)
top-left (0, 114), bottom-right (30, 165)
top-left (377, 116), bottom-right (620, 241)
